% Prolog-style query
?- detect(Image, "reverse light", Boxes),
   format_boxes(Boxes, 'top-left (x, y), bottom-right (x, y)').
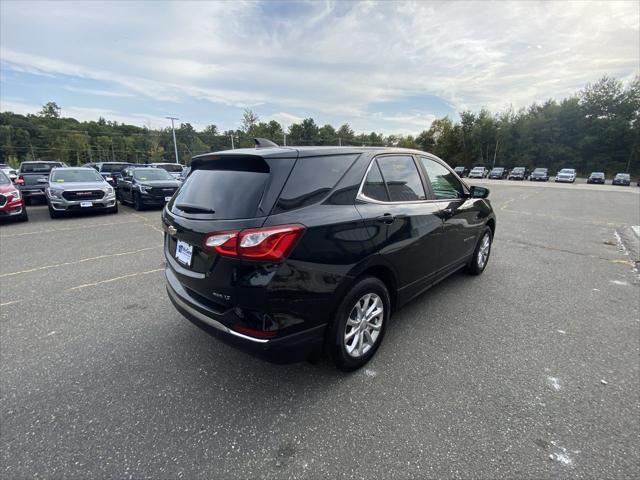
top-left (203, 224), bottom-right (305, 261)
top-left (238, 224), bottom-right (305, 260)
top-left (204, 231), bottom-right (239, 256)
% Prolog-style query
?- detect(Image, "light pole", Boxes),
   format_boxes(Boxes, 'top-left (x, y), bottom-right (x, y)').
top-left (166, 116), bottom-right (180, 164)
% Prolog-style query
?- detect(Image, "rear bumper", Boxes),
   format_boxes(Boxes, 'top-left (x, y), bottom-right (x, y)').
top-left (165, 267), bottom-right (326, 363)
top-left (18, 186), bottom-right (45, 197)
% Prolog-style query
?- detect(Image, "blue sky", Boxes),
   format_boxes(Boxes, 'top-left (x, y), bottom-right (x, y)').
top-left (1, 1), bottom-right (638, 134)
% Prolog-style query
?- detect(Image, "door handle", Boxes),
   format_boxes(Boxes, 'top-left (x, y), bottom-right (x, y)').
top-left (376, 213), bottom-right (395, 224)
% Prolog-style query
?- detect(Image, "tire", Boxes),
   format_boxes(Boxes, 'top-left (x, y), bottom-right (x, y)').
top-left (24, 196), bottom-right (32, 206)
top-left (109, 203), bottom-right (118, 214)
top-left (48, 204), bottom-right (60, 219)
top-left (466, 226), bottom-right (493, 275)
top-left (328, 276), bottom-right (390, 371)
top-left (133, 192), bottom-right (143, 211)
top-left (18, 208), bottom-right (28, 222)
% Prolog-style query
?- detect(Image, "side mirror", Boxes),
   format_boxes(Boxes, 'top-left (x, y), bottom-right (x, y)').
top-left (469, 186), bottom-right (489, 199)
top-left (37, 178), bottom-right (48, 184)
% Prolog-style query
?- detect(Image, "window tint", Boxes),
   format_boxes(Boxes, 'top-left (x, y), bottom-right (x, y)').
top-left (420, 157), bottom-right (464, 200)
top-left (362, 160), bottom-right (389, 201)
top-left (20, 162), bottom-right (61, 173)
top-left (274, 154), bottom-right (356, 213)
top-left (101, 163), bottom-right (129, 173)
top-left (172, 168), bottom-right (269, 219)
top-left (377, 156), bottom-right (425, 201)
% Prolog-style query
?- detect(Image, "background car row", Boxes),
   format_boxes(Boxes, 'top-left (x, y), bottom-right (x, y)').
top-left (455, 164), bottom-right (637, 185)
top-left (0, 161), bottom-right (186, 222)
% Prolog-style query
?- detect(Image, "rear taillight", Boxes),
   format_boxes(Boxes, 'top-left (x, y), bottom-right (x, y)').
top-left (16, 175), bottom-right (24, 186)
top-left (203, 224), bottom-right (305, 261)
top-left (204, 231), bottom-right (238, 256)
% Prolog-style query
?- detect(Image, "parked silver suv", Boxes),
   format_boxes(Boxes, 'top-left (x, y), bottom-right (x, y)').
top-left (45, 167), bottom-right (118, 218)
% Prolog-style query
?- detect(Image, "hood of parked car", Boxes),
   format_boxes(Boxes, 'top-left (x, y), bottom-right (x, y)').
top-left (0, 183), bottom-right (18, 194)
top-left (138, 180), bottom-right (181, 188)
top-left (48, 181), bottom-right (111, 191)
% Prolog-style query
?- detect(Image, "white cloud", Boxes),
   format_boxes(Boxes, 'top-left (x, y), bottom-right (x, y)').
top-left (0, 0), bottom-right (638, 133)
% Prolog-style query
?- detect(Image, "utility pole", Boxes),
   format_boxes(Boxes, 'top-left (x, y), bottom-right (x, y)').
top-left (166, 116), bottom-right (180, 163)
top-left (230, 134), bottom-right (235, 150)
top-left (29, 143), bottom-right (36, 161)
top-left (283, 133), bottom-right (287, 147)
top-left (110, 139), bottom-right (116, 161)
top-left (492, 138), bottom-right (499, 169)
top-left (338, 137), bottom-right (342, 146)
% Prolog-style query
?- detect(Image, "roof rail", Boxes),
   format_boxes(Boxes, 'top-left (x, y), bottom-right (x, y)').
top-left (254, 138), bottom-right (279, 148)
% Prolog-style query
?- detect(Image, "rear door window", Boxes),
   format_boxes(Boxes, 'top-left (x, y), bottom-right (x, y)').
top-left (274, 154), bottom-right (357, 213)
top-left (376, 155), bottom-right (426, 201)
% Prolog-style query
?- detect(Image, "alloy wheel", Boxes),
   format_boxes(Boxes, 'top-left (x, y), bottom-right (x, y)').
top-left (344, 293), bottom-right (384, 358)
top-left (477, 232), bottom-right (491, 269)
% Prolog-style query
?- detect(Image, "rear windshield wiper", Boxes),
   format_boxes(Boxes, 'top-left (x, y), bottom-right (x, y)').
top-left (175, 203), bottom-right (216, 214)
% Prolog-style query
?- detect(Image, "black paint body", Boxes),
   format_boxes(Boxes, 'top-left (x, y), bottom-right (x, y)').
top-left (163, 147), bottom-right (496, 362)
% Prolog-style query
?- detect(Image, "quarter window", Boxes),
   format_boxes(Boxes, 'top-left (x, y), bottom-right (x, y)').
top-left (362, 160), bottom-right (389, 202)
top-left (376, 156), bottom-right (426, 201)
top-left (420, 157), bottom-right (464, 199)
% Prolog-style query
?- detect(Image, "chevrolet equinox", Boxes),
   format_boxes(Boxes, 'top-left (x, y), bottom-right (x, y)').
top-left (163, 141), bottom-right (496, 370)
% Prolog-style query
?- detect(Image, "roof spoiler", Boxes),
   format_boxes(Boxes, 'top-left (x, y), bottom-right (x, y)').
top-left (254, 138), bottom-right (279, 148)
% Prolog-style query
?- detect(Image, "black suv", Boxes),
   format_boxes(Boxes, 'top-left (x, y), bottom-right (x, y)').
top-left (530, 168), bottom-right (549, 181)
top-left (118, 167), bottom-right (181, 210)
top-left (84, 162), bottom-right (131, 186)
top-left (163, 144), bottom-right (496, 370)
top-left (488, 167), bottom-right (508, 179)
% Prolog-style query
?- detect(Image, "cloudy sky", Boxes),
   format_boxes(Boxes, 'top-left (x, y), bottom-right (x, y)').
top-left (1, 1), bottom-right (638, 134)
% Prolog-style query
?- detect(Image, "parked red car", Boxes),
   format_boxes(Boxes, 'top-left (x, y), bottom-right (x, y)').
top-left (0, 170), bottom-right (28, 221)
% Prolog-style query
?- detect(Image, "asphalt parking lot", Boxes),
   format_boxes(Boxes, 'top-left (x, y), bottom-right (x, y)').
top-left (1, 182), bottom-right (639, 479)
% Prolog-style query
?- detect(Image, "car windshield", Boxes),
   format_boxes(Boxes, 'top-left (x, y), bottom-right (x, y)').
top-left (559, 169), bottom-right (574, 174)
top-left (591, 172), bottom-right (604, 177)
top-left (512, 168), bottom-right (524, 173)
top-left (155, 164), bottom-right (184, 173)
top-left (472, 167), bottom-right (484, 172)
top-left (533, 168), bottom-right (546, 173)
top-left (615, 173), bottom-right (630, 179)
top-left (133, 168), bottom-right (174, 181)
top-left (51, 169), bottom-right (104, 183)
top-left (100, 163), bottom-right (129, 173)
top-left (454, 167), bottom-right (464, 171)
top-left (491, 168), bottom-right (503, 173)
top-left (20, 162), bottom-right (62, 173)
top-left (0, 171), bottom-right (10, 185)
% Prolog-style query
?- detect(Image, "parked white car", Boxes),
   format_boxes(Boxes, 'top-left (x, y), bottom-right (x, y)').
top-left (468, 166), bottom-right (488, 179)
top-left (555, 168), bottom-right (577, 183)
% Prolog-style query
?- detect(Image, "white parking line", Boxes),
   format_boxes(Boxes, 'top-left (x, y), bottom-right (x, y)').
top-left (0, 300), bottom-right (21, 307)
top-left (0, 219), bottom-right (142, 238)
top-left (0, 245), bottom-right (163, 278)
top-left (67, 268), bottom-right (164, 291)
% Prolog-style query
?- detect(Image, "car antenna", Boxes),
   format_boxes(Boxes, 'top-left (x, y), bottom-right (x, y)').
top-left (254, 138), bottom-right (279, 148)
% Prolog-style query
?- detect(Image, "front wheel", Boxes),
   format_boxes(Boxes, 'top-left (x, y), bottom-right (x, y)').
top-left (467, 227), bottom-right (493, 275)
top-left (328, 277), bottom-right (390, 371)
top-left (133, 192), bottom-right (143, 211)
top-left (48, 204), bottom-right (60, 219)
top-left (18, 208), bottom-right (28, 222)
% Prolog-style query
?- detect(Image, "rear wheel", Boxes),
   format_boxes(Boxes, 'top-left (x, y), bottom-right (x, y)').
top-left (467, 227), bottom-right (492, 275)
top-left (328, 276), bottom-right (390, 371)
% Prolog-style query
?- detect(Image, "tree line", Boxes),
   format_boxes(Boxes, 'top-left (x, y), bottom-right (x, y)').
top-left (0, 76), bottom-right (637, 175)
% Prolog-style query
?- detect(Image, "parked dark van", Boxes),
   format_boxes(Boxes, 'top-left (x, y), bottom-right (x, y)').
top-left (163, 143), bottom-right (496, 370)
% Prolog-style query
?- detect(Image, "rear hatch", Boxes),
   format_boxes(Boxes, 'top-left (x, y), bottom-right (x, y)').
top-left (162, 151), bottom-right (297, 304)
top-left (19, 163), bottom-right (61, 185)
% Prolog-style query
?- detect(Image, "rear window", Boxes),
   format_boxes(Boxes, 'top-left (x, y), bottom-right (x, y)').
top-left (20, 162), bottom-right (61, 173)
top-left (100, 163), bottom-right (129, 173)
top-left (172, 158), bottom-right (270, 219)
top-left (274, 154), bottom-right (357, 213)
top-left (155, 164), bottom-right (184, 173)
